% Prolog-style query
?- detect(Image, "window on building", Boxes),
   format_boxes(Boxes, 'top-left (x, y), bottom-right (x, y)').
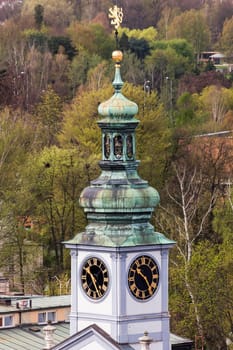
top-left (48, 312), bottom-right (56, 322)
top-left (38, 312), bottom-right (46, 324)
top-left (0, 315), bottom-right (13, 328)
top-left (4, 316), bottom-right (13, 327)
top-left (38, 311), bottom-right (56, 324)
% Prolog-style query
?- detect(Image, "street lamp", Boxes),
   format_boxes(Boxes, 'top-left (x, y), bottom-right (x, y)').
top-left (143, 80), bottom-right (151, 114)
top-left (165, 76), bottom-right (173, 125)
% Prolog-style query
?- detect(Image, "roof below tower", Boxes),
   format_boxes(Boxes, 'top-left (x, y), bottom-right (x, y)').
top-left (0, 322), bottom-right (193, 350)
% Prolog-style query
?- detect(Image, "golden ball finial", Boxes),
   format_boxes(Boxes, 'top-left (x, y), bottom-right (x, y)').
top-left (112, 50), bottom-right (123, 63)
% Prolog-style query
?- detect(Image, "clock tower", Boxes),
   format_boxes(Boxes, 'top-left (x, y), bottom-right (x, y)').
top-left (65, 48), bottom-right (175, 350)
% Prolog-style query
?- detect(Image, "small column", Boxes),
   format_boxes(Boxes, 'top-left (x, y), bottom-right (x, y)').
top-left (43, 321), bottom-right (56, 349)
top-left (139, 331), bottom-right (153, 350)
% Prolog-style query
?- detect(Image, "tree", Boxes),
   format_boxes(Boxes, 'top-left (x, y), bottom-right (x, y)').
top-left (208, 0), bottom-right (233, 44)
top-left (0, 0), bottom-right (22, 22)
top-left (174, 92), bottom-right (200, 127)
top-left (219, 16), bottom-right (233, 56)
top-left (67, 22), bottom-right (114, 59)
top-left (22, 0), bottom-right (75, 32)
top-left (0, 107), bottom-right (39, 293)
top-left (34, 4), bottom-right (44, 30)
top-left (151, 39), bottom-right (194, 62)
top-left (86, 61), bottom-right (111, 91)
top-left (157, 6), bottom-right (178, 40)
top-left (49, 48), bottom-right (72, 98)
top-left (129, 37), bottom-right (150, 60)
top-left (167, 9), bottom-right (211, 60)
top-left (48, 36), bottom-right (77, 60)
top-left (170, 240), bottom-right (231, 349)
top-left (121, 0), bottom-right (163, 29)
top-left (68, 49), bottom-right (102, 96)
top-left (155, 129), bottom-right (233, 348)
top-left (118, 26), bottom-right (158, 46)
top-left (0, 24), bottom-right (54, 109)
top-left (199, 85), bottom-right (233, 123)
top-left (156, 159), bottom-right (218, 340)
top-left (27, 147), bottom-right (88, 272)
top-left (212, 186), bottom-right (233, 348)
top-left (23, 28), bottom-right (48, 51)
top-left (120, 52), bottom-right (145, 85)
top-left (178, 71), bottom-right (231, 95)
top-left (145, 46), bottom-right (190, 91)
top-left (35, 86), bottom-right (63, 146)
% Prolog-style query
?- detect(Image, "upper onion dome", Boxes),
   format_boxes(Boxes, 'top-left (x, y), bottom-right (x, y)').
top-left (98, 50), bottom-right (138, 120)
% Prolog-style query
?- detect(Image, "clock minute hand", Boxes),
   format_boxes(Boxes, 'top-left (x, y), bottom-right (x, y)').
top-left (136, 268), bottom-right (153, 294)
top-left (85, 266), bottom-right (101, 297)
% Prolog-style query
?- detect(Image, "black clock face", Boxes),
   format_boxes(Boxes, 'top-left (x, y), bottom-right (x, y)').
top-left (81, 257), bottom-right (109, 300)
top-left (128, 255), bottom-right (159, 300)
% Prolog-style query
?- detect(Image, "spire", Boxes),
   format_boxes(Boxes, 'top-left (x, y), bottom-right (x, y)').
top-left (65, 5), bottom-right (174, 248)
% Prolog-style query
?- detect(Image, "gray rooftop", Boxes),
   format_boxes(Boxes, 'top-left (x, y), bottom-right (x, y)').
top-left (0, 295), bottom-right (70, 313)
top-left (0, 322), bottom-right (70, 350)
top-left (0, 322), bottom-right (193, 350)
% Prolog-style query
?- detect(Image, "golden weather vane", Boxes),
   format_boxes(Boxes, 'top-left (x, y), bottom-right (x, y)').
top-left (108, 5), bottom-right (123, 30)
top-left (108, 5), bottom-right (123, 49)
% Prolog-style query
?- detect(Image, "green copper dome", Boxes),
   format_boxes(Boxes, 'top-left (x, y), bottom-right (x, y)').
top-left (66, 51), bottom-right (174, 248)
top-left (98, 58), bottom-right (138, 120)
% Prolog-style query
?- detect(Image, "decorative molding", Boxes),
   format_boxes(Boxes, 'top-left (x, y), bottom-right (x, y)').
top-left (70, 250), bottom-right (78, 257)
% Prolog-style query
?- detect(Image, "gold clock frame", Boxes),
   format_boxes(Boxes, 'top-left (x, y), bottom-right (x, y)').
top-left (128, 255), bottom-right (159, 300)
top-left (81, 257), bottom-right (109, 300)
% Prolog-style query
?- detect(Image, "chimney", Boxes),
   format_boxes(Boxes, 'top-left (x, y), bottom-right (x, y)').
top-left (42, 321), bottom-right (56, 349)
top-left (139, 331), bottom-right (153, 350)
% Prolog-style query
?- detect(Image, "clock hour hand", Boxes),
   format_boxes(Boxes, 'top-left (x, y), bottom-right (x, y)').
top-left (85, 266), bottom-right (101, 297)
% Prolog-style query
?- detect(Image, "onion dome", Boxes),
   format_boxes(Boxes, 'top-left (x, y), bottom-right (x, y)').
top-left (98, 50), bottom-right (138, 120)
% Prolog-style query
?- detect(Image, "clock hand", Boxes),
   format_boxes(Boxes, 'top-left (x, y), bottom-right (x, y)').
top-left (136, 268), bottom-right (153, 294)
top-left (85, 266), bottom-right (101, 297)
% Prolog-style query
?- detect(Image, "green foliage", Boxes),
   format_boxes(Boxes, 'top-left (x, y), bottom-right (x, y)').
top-left (59, 85), bottom-right (110, 157)
top-left (23, 28), bottom-right (48, 50)
top-left (152, 39), bottom-right (194, 62)
top-left (0, 108), bottom-right (40, 293)
top-left (68, 49), bottom-right (102, 95)
top-left (120, 52), bottom-right (145, 85)
top-left (26, 146), bottom-right (88, 271)
top-left (67, 22), bottom-right (114, 59)
top-left (129, 37), bottom-right (150, 60)
top-left (45, 273), bottom-right (71, 296)
top-left (167, 9), bottom-right (211, 56)
top-left (48, 36), bottom-right (77, 59)
top-left (170, 240), bottom-right (231, 348)
top-left (174, 92), bottom-right (201, 127)
top-left (118, 26), bottom-right (158, 45)
top-left (22, 0), bottom-right (75, 30)
top-left (119, 32), bottom-right (129, 52)
top-left (219, 16), bottom-right (233, 56)
top-left (199, 85), bottom-right (233, 123)
top-left (86, 60), bottom-right (111, 91)
top-left (189, 242), bottom-right (231, 349)
top-left (145, 46), bottom-right (191, 91)
top-left (34, 4), bottom-right (44, 30)
top-left (23, 29), bottom-right (77, 59)
top-left (35, 86), bottom-right (63, 146)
